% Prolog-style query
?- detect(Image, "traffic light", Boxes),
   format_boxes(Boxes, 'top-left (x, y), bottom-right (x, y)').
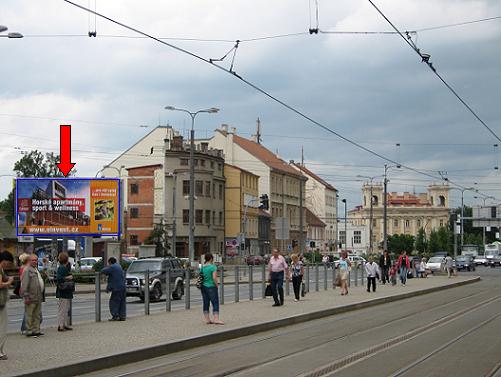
top-left (259, 194), bottom-right (269, 210)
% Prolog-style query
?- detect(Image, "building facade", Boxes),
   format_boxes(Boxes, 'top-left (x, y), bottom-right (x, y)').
top-left (208, 125), bottom-right (307, 254)
top-left (291, 162), bottom-right (338, 252)
top-left (305, 208), bottom-right (326, 252)
top-left (350, 183), bottom-right (450, 250)
top-left (224, 164), bottom-right (259, 256)
top-left (337, 221), bottom-right (370, 256)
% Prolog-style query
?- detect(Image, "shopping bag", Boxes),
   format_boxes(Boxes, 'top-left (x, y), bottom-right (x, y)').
top-left (265, 284), bottom-right (273, 297)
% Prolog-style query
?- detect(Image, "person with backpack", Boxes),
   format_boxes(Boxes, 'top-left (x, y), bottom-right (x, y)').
top-left (200, 253), bottom-right (223, 325)
top-left (397, 251), bottom-right (411, 286)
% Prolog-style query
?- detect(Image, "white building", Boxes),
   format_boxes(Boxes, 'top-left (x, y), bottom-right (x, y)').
top-left (291, 162), bottom-right (338, 252)
top-left (338, 221), bottom-right (369, 256)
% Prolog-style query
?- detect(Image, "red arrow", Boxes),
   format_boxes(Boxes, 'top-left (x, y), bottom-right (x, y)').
top-left (57, 125), bottom-right (76, 177)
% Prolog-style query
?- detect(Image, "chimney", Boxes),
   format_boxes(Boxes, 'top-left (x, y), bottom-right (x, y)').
top-left (221, 124), bottom-right (229, 133)
top-left (171, 135), bottom-right (183, 151)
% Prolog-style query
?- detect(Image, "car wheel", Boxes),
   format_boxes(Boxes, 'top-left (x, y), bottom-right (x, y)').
top-left (151, 284), bottom-right (162, 302)
top-left (172, 282), bottom-right (184, 300)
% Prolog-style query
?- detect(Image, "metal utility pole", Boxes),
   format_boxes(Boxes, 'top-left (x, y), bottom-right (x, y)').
top-left (164, 106), bottom-right (219, 266)
top-left (299, 147), bottom-right (305, 255)
top-left (342, 199), bottom-right (347, 250)
top-left (172, 173), bottom-right (177, 257)
top-left (450, 187), bottom-right (474, 252)
top-left (383, 165), bottom-right (388, 251)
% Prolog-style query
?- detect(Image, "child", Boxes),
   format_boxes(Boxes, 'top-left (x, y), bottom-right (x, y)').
top-left (389, 264), bottom-right (397, 286)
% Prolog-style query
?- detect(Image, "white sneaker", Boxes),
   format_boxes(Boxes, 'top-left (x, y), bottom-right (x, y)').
top-left (294, 299), bottom-right (298, 302)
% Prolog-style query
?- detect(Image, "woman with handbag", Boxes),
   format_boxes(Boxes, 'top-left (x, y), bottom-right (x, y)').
top-left (200, 253), bottom-right (223, 325)
top-left (290, 254), bottom-right (304, 302)
top-left (56, 252), bottom-right (74, 332)
top-left (0, 251), bottom-right (15, 360)
top-left (338, 251), bottom-right (351, 296)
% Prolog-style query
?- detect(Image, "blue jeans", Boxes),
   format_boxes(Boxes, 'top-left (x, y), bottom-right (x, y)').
top-left (109, 289), bottom-right (126, 319)
top-left (271, 271), bottom-right (284, 305)
top-left (201, 286), bottom-right (219, 314)
top-left (399, 268), bottom-right (408, 285)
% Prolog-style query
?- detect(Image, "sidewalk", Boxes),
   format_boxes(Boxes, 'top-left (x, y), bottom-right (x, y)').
top-left (1, 275), bottom-right (478, 377)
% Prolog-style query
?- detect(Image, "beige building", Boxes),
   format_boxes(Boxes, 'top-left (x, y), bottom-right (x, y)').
top-left (350, 183), bottom-right (450, 250)
top-left (224, 164), bottom-right (259, 255)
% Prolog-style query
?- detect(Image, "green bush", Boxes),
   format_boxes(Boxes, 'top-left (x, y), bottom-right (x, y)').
top-left (72, 272), bottom-right (95, 284)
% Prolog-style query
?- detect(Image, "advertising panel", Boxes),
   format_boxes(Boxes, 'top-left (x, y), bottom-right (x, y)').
top-left (16, 178), bottom-right (121, 236)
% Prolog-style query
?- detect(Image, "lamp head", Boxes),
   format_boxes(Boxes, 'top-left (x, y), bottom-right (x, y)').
top-left (164, 106), bottom-right (176, 111)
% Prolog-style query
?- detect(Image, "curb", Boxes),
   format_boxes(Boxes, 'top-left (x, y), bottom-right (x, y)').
top-left (9, 276), bottom-right (480, 377)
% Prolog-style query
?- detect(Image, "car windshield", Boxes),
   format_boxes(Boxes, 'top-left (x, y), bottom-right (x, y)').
top-left (128, 260), bottom-right (162, 273)
top-left (81, 259), bottom-right (96, 266)
top-left (428, 257), bottom-right (443, 263)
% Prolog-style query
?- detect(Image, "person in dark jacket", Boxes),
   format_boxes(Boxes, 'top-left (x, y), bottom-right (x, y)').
top-left (379, 250), bottom-right (392, 285)
top-left (101, 257), bottom-right (126, 321)
top-left (56, 252), bottom-right (74, 332)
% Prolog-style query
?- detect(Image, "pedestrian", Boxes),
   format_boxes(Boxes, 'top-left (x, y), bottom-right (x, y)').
top-left (17, 253), bottom-right (30, 334)
top-left (268, 248), bottom-right (289, 306)
top-left (378, 250), bottom-right (391, 284)
top-left (445, 254), bottom-right (454, 278)
top-left (389, 264), bottom-right (397, 286)
top-left (21, 254), bottom-right (45, 338)
top-left (290, 254), bottom-right (304, 302)
top-left (101, 257), bottom-right (126, 321)
top-left (338, 250), bottom-right (351, 295)
top-left (200, 252), bottom-right (223, 325)
top-left (396, 251), bottom-right (410, 286)
top-left (365, 256), bottom-right (379, 293)
top-left (56, 252), bottom-right (74, 332)
top-left (0, 251), bottom-right (15, 360)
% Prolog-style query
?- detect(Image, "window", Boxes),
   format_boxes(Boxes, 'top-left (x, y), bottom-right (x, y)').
top-left (130, 235), bottom-right (139, 246)
top-left (210, 161), bottom-right (214, 169)
top-left (200, 159), bottom-right (205, 167)
top-left (439, 195), bottom-right (446, 207)
top-left (219, 211), bottom-right (223, 225)
top-left (218, 163), bottom-right (222, 171)
top-left (180, 159), bottom-right (188, 166)
top-left (339, 231), bottom-right (346, 245)
top-left (354, 231), bottom-right (361, 244)
top-left (183, 210), bottom-right (189, 224)
top-left (405, 219), bottom-right (410, 228)
top-left (394, 219), bottom-right (399, 227)
top-left (183, 180), bottom-right (190, 196)
top-left (130, 183), bottom-right (139, 195)
top-left (205, 181), bottom-right (211, 197)
top-left (417, 219), bottom-right (421, 227)
top-left (194, 159), bottom-right (198, 166)
top-left (372, 195), bottom-right (378, 206)
top-left (130, 207), bottom-right (139, 219)
top-left (195, 210), bottom-right (203, 224)
top-left (372, 219), bottom-right (376, 227)
top-left (213, 183), bottom-right (216, 199)
top-left (440, 219), bottom-right (444, 227)
top-left (219, 183), bottom-right (223, 200)
top-left (205, 210), bottom-right (211, 225)
top-left (212, 211), bottom-right (216, 225)
top-left (195, 180), bottom-right (203, 196)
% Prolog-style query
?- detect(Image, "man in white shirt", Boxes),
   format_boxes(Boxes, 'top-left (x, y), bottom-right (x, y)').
top-left (268, 249), bottom-right (289, 307)
top-left (365, 256), bottom-right (380, 293)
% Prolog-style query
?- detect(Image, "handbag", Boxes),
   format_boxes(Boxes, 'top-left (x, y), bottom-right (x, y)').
top-left (265, 284), bottom-right (273, 297)
top-left (59, 281), bottom-right (75, 292)
top-left (334, 274), bottom-right (342, 287)
top-left (301, 282), bottom-right (306, 297)
top-left (196, 267), bottom-right (204, 290)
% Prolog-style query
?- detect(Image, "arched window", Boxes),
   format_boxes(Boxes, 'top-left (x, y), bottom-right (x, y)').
top-left (372, 195), bottom-right (378, 206)
top-left (364, 196), bottom-right (367, 207)
top-left (430, 196), bottom-right (434, 205)
top-left (439, 195), bottom-right (446, 207)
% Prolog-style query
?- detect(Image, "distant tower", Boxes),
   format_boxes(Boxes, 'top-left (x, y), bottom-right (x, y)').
top-left (362, 183), bottom-right (383, 209)
top-left (428, 184), bottom-right (449, 208)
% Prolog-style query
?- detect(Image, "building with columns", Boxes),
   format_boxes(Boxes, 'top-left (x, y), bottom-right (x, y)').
top-left (349, 183), bottom-right (450, 251)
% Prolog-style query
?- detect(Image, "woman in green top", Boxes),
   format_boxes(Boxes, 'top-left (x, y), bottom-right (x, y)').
top-left (200, 253), bottom-right (223, 325)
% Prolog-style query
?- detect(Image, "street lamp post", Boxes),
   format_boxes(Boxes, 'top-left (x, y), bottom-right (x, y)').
top-left (450, 187), bottom-right (475, 253)
top-left (383, 164), bottom-right (401, 251)
top-left (164, 106), bottom-right (219, 267)
top-left (341, 199), bottom-right (347, 250)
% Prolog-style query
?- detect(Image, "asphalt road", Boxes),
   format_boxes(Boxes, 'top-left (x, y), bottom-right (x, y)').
top-left (77, 267), bottom-right (497, 377)
top-left (6, 268), bottom-right (341, 333)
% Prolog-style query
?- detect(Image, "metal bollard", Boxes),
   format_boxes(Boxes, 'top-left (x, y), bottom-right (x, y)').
top-left (166, 268), bottom-right (171, 312)
top-left (144, 269), bottom-right (150, 315)
top-left (249, 265), bottom-right (253, 301)
top-left (361, 262), bottom-right (365, 285)
top-left (332, 265), bottom-right (336, 290)
top-left (261, 264), bottom-right (266, 299)
top-left (306, 264), bottom-right (310, 293)
top-left (324, 265), bottom-right (328, 290)
top-left (235, 266), bottom-right (240, 303)
top-left (354, 265), bottom-right (358, 287)
top-left (95, 272), bottom-right (101, 322)
top-left (315, 264), bottom-right (319, 292)
top-left (185, 269), bottom-right (191, 310)
top-left (219, 266), bottom-right (224, 305)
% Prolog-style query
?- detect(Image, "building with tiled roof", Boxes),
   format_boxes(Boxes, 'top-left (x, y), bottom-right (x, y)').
top-left (209, 125), bottom-right (306, 254)
top-left (291, 162), bottom-right (338, 252)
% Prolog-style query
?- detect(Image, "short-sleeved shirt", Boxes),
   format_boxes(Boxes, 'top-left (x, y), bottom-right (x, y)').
top-left (201, 264), bottom-right (217, 288)
top-left (339, 258), bottom-right (349, 271)
top-left (269, 255), bottom-right (288, 273)
top-left (291, 261), bottom-right (303, 277)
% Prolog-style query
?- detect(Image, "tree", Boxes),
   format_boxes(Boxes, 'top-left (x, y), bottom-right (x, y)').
top-left (437, 226), bottom-right (452, 252)
top-left (415, 227), bottom-right (427, 254)
top-left (0, 150), bottom-right (75, 223)
top-left (387, 234), bottom-right (415, 256)
top-left (145, 224), bottom-right (169, 257)
top-left (428, 230), bottom-right (440, 254)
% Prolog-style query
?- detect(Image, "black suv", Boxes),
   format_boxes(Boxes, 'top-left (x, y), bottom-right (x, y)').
top-left (125, 257), bottom-right (185, 302)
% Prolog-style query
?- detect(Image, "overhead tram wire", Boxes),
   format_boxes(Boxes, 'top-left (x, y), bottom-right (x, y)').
top-left (414, 15), bottom-right (501, 32)
top-left (61, 0), bottom-right (495, 199)
top-left (367, 0), bottom-right (501, 145)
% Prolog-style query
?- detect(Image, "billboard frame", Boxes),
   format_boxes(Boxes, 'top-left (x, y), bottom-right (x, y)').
top-left (15, 177), bottom-right (121, 237)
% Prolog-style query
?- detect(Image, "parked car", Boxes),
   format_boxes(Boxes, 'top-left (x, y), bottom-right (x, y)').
top-left (427, 256), bottom-right (445, 273)
top-left (245, 255), bottom-right (265, 265)
top-left (488, 257), bottom-right (501, 268)
top-left (335, 255), bottom-right (366, 269)
top-left (474, 255), bottom-right (488, 266)
top-left (126, 257), bottom-right (185, 302)
top-left (455, 255), bottom-right (476, 271)
top-left (74, 257), bottom-right (102, 272)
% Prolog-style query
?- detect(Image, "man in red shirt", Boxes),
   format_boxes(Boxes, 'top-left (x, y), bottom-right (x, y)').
top-left (268, 248), bottom-right (289, 307)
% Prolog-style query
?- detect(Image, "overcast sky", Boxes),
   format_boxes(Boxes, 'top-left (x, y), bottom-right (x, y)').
top-left (1, 0), bottom-right (500, 209)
